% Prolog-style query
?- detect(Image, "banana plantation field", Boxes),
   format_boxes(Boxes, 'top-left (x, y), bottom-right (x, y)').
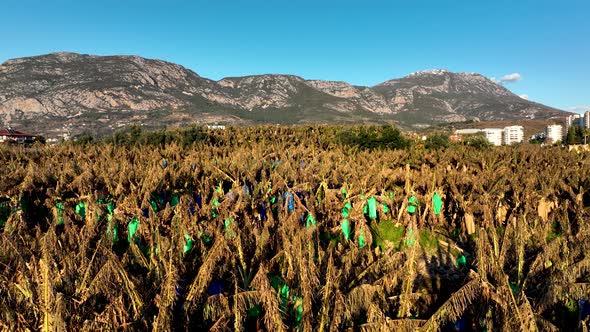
top-left (1, 126), bottom-right (589, 331)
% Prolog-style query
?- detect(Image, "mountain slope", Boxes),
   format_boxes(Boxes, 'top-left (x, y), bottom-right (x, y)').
top-left (0, 53), bottom-right (568, 138)
top-left (372, 69), bottom-right (564, 125)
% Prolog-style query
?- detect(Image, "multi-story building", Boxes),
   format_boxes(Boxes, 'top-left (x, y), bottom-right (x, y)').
top-left (502, 126), bottom-right (524, 145)
top-left (567, 113), bottom-right (585, 129)
top-left (481, 128), bottom-right (503, 146)
top-left (545, 124), bottom-right (563, 143)
top-left (453, 126), bottom-right (526, 146)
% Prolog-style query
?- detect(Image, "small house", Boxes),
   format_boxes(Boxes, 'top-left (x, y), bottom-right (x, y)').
top-left (207, 124), bottom-right (226, 130)
top-left (0, 128), bottom-right (36, 144)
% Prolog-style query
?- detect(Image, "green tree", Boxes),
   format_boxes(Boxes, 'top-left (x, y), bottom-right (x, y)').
top-left (337, 125), bottom-right (410, 150)
top-left (464, 133), bottom-right (492, 149)
top-left (34, 135), bottom-right (47, 144)
top-left (424, 133), bottom-right (451, 150)
top-left (181, 125), bottom-right (207, 147)
top-left (73, 133), bottom-right (94, 146)
top-left (564, 126), bottom-right (583, 145)
top-left (128, 125), bottom-right (142, 145)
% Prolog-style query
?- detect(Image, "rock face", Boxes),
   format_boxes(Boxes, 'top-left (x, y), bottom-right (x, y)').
top-left (0, 53), bottom-right (567, 138)
top-left (372, 70), bottom-right (559, 124)
top-left (218, 75), bottom-right (304, 110)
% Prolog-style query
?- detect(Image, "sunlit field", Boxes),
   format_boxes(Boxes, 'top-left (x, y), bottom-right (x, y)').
top-left (1, 126), bottom-right (589, 331)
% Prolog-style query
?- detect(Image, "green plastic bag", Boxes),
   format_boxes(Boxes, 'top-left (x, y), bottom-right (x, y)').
top-left (270, 275), bottom-right (282, 291)
top-left (407, 195), bottom-right (418, 214)
top-left (341, 187), bottom-right (348, 199)
top-left (341, 219), bottom-right (351, 240)
top-left (280, 284), bottom-right (290, 309)
top-left (75, 202), bottom-right (86, 221)
top-left (382, 203), bottom-right (389, 214)
top-left (306, 214), bottom-right (316, 228)
top-left (107, 201), bottom-right (115, 215)
top-left (280, 284), bottom-right (290, 299)
top-left (359, 229), bottom-right (366, 248)
top-left (432, 193), bottom-right (443, 216)
top-left (367, 196), bottom-right (378, 220)
top-left (150, 199), bottom-right (158, 213)
top-left (509, 282), bottom-right (518, 295)
top-left (111, 225), bottom-right (118, 243)
top-left (199, 231), bottom-right (213, 245)
top-left (183, 233), bottom-right (194, 253)
top-left (456, 255), bottom-right (467, 267)
top-left (56, 202), bottom-right (64, 225)
top-left (211, 197), bottom-right (220, 218)
top-left (247, 303), bottom-right (262, 318)
top-left (341, 202), bottom-right (352, 218)
top-left (294, 295), bottom-right (303, 325)
top-left (224, 218), bottom-right (235, 238)
top-left (171, 193), bottom-right (179, 207)
top-left (107, 215), bottom-right (118, 243)
top-left (128, 217), bottom-right (139, 243)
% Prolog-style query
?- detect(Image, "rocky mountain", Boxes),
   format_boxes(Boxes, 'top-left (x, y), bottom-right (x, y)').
top-left (0, 53), bottom-right (568, 138)
top-left (372, 69), bottom-right (559, 126)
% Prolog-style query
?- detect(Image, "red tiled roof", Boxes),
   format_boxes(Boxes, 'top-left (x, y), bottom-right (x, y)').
top-left (0, 129), bottom-right (35, 137)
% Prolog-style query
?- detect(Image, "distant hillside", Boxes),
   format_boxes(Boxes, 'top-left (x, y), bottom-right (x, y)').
top-left (0, 53), bottom-right (570, 138)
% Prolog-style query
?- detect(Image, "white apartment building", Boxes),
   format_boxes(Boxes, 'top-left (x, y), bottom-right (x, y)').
top-left (566, 113), bottom-right (587, 129)
top-left (481, 128), bottom-right (503, 146)
top-left (502, 126), bottom-right (524, 145)
top-left (545, 124), bottom-right (563, 143)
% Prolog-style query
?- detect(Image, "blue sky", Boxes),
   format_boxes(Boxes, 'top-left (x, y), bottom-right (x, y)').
top-left (2, 0), bottom-right (588, 112)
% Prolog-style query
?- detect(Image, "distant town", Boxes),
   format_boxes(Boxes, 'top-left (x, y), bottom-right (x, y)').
top-left (450, 111), bottom-right (590, 146)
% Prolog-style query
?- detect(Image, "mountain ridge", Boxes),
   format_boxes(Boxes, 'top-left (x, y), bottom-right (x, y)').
top-left (0, 52), bottom-right (569, 138)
